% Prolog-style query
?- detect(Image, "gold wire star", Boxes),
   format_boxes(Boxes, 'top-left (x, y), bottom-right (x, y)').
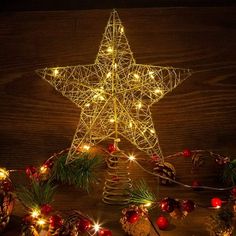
top-left (36, 10), bottom-right (192, 164)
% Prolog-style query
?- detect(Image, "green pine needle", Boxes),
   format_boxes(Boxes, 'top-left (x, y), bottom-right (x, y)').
top-left (16, 180), bottom-right (56, 209)
top-left (51, 153), bottom-right (103, 192)
top-left (129, 180), bottom-right (156, 205)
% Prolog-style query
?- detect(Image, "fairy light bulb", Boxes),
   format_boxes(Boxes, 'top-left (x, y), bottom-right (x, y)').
top-left (31, 209), bottom-right (40, 218)
top-left (93, 223), bottom-right (101, 232)
top-left (136, 102), bottom-right (142, 109)
top-left (154, 88), bottom-right (163, 94)
top-left (149, 71), bottom-right (154, 78)
top-left (133, 73), bottom-right (140, 80)
top-left (40, 165), bottom-right (48, 174)
top-left (128, 155), bottom-right (136, 161)
top-left (107, 47), bottom-right (113, 53)
top-left (0, 168), bottom-right (9, 180)
top-left (53, 68), bottom-right (59, 77)
top-left (106, 72), bottom-right (112, 78)
top-left (37, 218), bottom-right (46, 226)
top-left (82, 144), bottom-right (91, 151)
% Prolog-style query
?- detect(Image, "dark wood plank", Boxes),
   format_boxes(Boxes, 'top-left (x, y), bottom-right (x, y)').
top-left (0, 7), bottom-right (236, 235)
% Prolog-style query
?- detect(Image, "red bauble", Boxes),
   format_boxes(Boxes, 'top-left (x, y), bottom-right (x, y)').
top-left (183, 149), bottom-right (191, 157)
top-left (77, 218), bottom-right (92, 232)
top-left (41, 204), bottom-right (52, 215)
top-left (25, 166), bottom-right (37, 177)
top-left (49, 214), bottom-right (63, 229)
top-left (181, 200), bottom-right (195, 213)
top-left (108, 144), bottom-right (117, 153)
top-left (211, 197), bottom-right (222, 208)
top-left (156, 215), bottom-right (169, 230)
top-left (126, 210), bottom-right (140, 223)
top-left (1, 180), bottom-right (13, 192)
top-left (160, 197), bottom-right (177, 213)
top-left (98, 228), bottom-right (112, 236)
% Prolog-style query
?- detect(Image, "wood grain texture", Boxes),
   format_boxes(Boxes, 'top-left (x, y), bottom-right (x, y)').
top-left (0, 7), bottom-right (236, 235)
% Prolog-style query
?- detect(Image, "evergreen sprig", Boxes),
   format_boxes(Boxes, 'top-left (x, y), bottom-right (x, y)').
top-left (16, 180), bottom-right (56, 209)
top-left (128, 180), bottom-right (156, 205)
top-left (51, 153), bottom-right (103, 192)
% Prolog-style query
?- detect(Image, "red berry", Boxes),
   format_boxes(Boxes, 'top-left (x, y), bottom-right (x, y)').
top-left (41, 204), bottom-right (52, 215)
top-left (211, 198), bottom-right (222, 208)
top-left (49, 214), bottom-right (63, 229)
top-left (77, 218), bottom-right (92, 232)
top-left (181, 200), bottom-right (195, 213)
top-left (108, 144), bottom-right (117, 153)
top-left (156, 215), bottom-right (169, 230)
top-left (25, 166), bottom-right (37, 177)
top-left (126, 210), bottom-right (139, 223)
top-left (183, 149), bottom-right (191, 157)
top-left (98, 228), bottom-right (112, 236)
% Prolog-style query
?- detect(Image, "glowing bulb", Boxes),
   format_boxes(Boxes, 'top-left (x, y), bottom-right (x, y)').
top-left (106, 72), bottom-right (112, 78)
top-left (133, 73), bottom-right (140, 79)
top-left (128, 155), bottom-right (136, 161)
top-left (109, 118), bottom-right (115, 123)
top-left (149, 71), bottom-right (154, 78)
top-left (144, 202), bottom-right (152, 207)
top-left (113, 63), bottom-right (117, 69)
top-left (136, 102), bottom-right (142, 109)
top-left (53, 68), bottom-right (59, 77)
top-left (93, 223), bottom-right (101, 232)
top-left (82, 144), bottom-right (91, 151)
top-left (154, 88), bottom-right (163, 94)
top-left (85, 103), bottom-right (90, 107)
top-left (0, 168), bottom-right (9, 180)
top-left (99, 95), bottom-right (105, 100)
top-left (40, 165), bottom-right (48, 174)
top-left (37, 218), bottom-right (46, 226)
top-left (129, 122), bottom-right (133, 128)
top-left (150, 129), bottom-right (155, 134)
top-left (120, 26), bottom-right (124, 33)
top-left (31, 209), bottom-right (40, 218)
top-left (107, 47), bottom-right (113, 53)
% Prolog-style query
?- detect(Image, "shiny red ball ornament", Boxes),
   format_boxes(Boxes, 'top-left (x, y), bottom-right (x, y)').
top-left (126, 210), bottom-right (140, 223)
top-left (211, 197), bottom-right (222, 208)
top-left (77, 218), bottom-right (92, 232)
top-left (160, 197), bottom-right (177, 213)
top-left (41, 204), bottom-right (53, 215)
top-left (49, 214), bottom-right (63, 229)
top-left (181, 200), bottom-right (195, 213)
top-left (156, 215), bottom-right (169, 230)
top-left (183, 149), bottom-right (191, 157)
top-left (98, 228), bottom-right (112, 236)
top-left (108, 144), bottom-right (117, 153)
top-left (1, 180), bottom-right (13, 192)
top-left (25, 166), bottom-right (37, 177)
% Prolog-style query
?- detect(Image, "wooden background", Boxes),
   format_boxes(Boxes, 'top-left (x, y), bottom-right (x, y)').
top-left (0, 7), bottom-right (236, 235)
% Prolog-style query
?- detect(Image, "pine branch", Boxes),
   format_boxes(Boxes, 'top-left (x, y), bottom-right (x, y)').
top-left (128, 180), bottom-right (157, 205)
top-left (16, 180), bottom-right (56, 209)
top-left (51, 152), bottom-right (103, 192)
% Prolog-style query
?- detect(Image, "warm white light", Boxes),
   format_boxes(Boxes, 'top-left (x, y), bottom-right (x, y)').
top-left (110, 118), bottom-right (115, 123)
top-left (136, 102), bottom-right (142, 109)
top-left (31, 209), bottom-right (40, 218)
top-left (128, 155), bottom-right (136, 161)
top-left (85, 103), bottom-right (90, 107)
top-left (120, 26), bottom-right (124, 33)
top-left (133, 73), bottom-right (140, 79)
top-left (144, 202), bottom-right (152, 207)
top-left (149, 71), bottom-right (154, 78)
top-left (106, 72), bottom-right (112, 78)
top-left (154, 88), bottom-right (163, 94)
top-left (82, 144), bottom-right (91, 151)
top-left (37, 218), bottom-right (46, 226)
top-left (107, 47), bottom-right (113, 53)
top-left (53, 68), bottom-right (59, 77)
top-left (150, 129), bottom-right (155, 134)
top-left (129, 121), bottom-right (133, 128)
top-left (40, 165), bottom-right (48, 174)
top-left (113, 63), bottom-right (117, 69)
top-left (0, 168), bottom-right (9, 180)
top-left (93, 223), bottom-right (101, 232)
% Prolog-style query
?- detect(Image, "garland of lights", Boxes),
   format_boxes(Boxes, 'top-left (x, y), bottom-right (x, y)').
top-left (0, 147), bottom-right (235, 235)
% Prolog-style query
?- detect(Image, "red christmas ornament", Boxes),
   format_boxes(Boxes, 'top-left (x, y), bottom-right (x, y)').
top-left (77, 218), bottom-right (92, 232)
top-left (125, 210), bottom-right (140, 224)
top-left (160, 197), bottom-right (178, 213)
top-left (108, 144), bottom-right (117, 153)
top-left (1, 180), bottom-right (13, 192)
top-left (49, 214), bottom-right (63, 229)
top-left (98, 228), bottom-right (112, 236)
top-left (183, 149), bottom-right (191, 157)
top-left (25, 166), bottom-right (37, 177)
top-left (181, 200), bottom-right (195, 213)
top-left (41, 204), bottom-right (52, 215)
top-left (211, 197), bottom-right (222, 208)
top-left (156, 215), bottom-right (169, 230)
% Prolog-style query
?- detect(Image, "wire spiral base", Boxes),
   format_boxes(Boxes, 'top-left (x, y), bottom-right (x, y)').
top-left (103, 151), bottom-right (132, 205)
